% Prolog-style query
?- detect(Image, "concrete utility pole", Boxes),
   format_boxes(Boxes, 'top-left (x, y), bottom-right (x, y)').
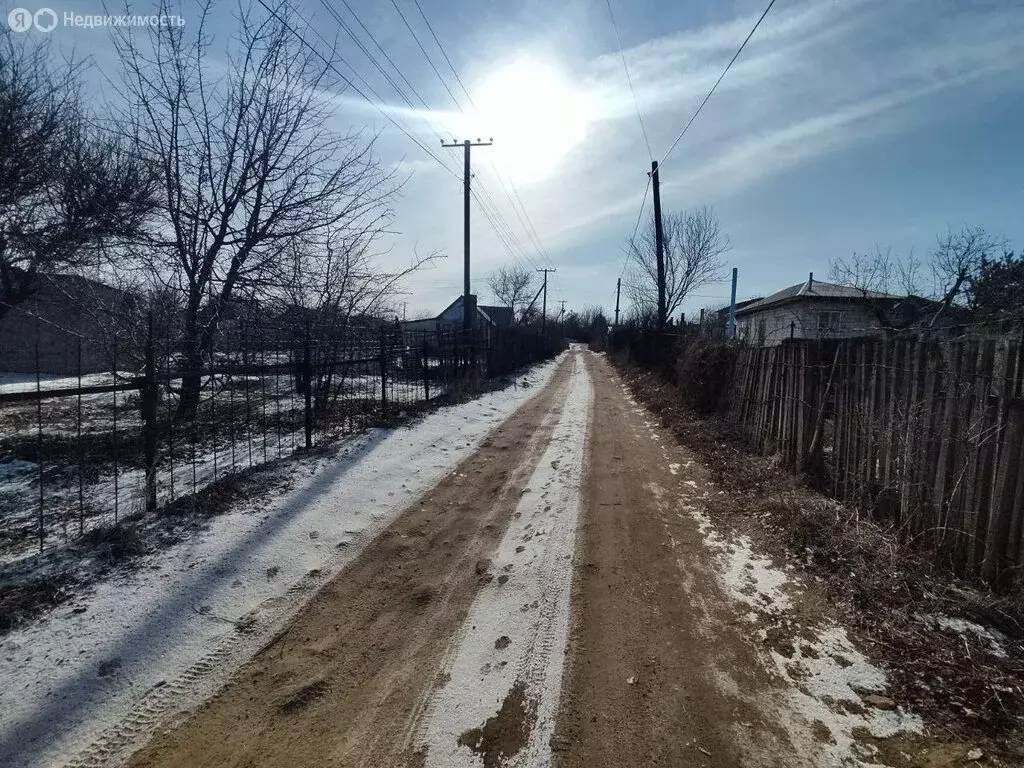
top-left (536, 268), bottom-right (556, 335)
top-left (651, 160), bottom-right (666, 330)
top-left (614, 277), bottom-right (621, 327)
top-left (559, 300), bottom-right (566, 330)
top-left (442, 138), bottom-right (492, 331)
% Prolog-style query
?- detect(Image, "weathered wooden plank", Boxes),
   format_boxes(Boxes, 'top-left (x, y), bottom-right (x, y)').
top-left (982, 399), bottom-right (1024, 582)
top-left (932, 342), bottom-right (961, 559)
top-left (970, 340), bottom-right (999, 571)
top-left (952, 339), bottom-right (981, 570)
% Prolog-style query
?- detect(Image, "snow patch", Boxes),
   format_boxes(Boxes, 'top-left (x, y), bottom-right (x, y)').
top-left (922, 614), bottom-right (1010, 658)
top-left (683, 501), bottom-right (921, 766)
top-left (416, 353), bottom-right (593, 768)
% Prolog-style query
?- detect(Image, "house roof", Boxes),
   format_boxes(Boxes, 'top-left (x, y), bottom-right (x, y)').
top-left (478, 305), bottom-right (514, 327)
top-left (736, 278), bottom-right (897, 316)
top-left (410, 295), bottom-right (515, 328)
top-left (715, 298), bottom-right (762, 318)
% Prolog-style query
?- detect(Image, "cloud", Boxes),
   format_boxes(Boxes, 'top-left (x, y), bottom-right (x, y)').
top-left (542, 0), bottom-right (1024, 242)
top-left (391, 157), bottom-right (443, 177)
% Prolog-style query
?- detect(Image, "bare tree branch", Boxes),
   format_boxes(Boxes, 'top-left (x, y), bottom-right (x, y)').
top-left (111, 0), bottom-right (397, 416)
top-left (626, 205), bottom-right (728, 322)
top-left (486, 264), bottom-right (534, 322)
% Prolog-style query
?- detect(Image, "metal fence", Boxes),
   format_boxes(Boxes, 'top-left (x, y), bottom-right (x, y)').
top-left (0, 320), bottom-right (558, 564)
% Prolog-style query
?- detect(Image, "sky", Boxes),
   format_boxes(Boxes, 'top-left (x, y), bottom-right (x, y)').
top-left (16, 0), bottom-right (1024, 320)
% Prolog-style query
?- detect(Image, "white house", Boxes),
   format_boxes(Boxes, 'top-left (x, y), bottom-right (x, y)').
top-left (735, 274), bottom-right (900, 346)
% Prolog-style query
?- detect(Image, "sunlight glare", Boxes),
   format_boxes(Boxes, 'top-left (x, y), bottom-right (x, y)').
top-left (468, 57), bottom-right (590, 184)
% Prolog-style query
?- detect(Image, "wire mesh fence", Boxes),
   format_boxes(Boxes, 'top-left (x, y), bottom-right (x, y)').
top-left (0, 318), bottom-right (558, 565)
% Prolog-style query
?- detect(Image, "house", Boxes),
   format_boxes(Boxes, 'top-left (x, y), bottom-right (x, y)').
top-left (735, 273), bottom-right (902, 346)
top-left (713, 298), bottom-right (763, 335)
top-left (401, 295), bottom-right (514, 335)
top-left (0, 274), bottom-right (136, 374)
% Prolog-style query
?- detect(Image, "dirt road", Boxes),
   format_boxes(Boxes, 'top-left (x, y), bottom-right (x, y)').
top-left (94, 349), bottom-right (923, 767)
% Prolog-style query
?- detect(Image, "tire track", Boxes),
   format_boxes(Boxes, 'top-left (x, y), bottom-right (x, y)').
top-left (414, 350), bottom-right (594, 768)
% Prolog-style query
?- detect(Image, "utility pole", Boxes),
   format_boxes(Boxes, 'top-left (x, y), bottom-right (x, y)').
top-left (614, 277), bottom-right (621, 327)
top-left (536, 268), bottom-right (556, 335)
top-left (559, 300), bottom-right (566, 331)
top-left (442, 138), bottom-right (492, 332)
top-left (651, 160), bottom-right (666, 330)
top-left (728, 267), bottom-right (738, 339)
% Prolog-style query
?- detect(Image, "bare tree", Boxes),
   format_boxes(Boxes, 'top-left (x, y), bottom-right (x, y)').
top-left (277, 227), bottom-right (440, 412)
top-left (929, 226), bottom-right (1005, 326)
top-left (831, 225), bottom-right (1006, 330)
top-left (626, 205), bottom-right (729, 322)
top-left (0, 31), bottom-right (156, 321)
top-left (487, 264), bottom-right (535, 322)
top-left (113, 0), bottom-right (396, 417)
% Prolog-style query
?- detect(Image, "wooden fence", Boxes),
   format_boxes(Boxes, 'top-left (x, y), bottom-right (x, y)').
top-left (731, 335), bottom-right (1024, 584)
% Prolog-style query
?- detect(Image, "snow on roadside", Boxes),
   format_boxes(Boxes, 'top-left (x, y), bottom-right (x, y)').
top-left (0, 356), bottom-right (564, 768)
top-left (684, 497), bottom-right (922, 766)
top-left (623, 392), bottom-right (922, 768)
top-left (921, 614), bottom-right (1010, 659)
top-left (415, 352), bottom-right (593, 768)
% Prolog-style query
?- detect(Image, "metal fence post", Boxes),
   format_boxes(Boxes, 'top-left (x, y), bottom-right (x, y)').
top-left (422, 339), bottom-right (430, 401)
top-left (142, 314), bottom-right (158, 513)
top-left (380, 326), bottom-right (388, 422)
top-left (303, 324), bottom-right (313, 449)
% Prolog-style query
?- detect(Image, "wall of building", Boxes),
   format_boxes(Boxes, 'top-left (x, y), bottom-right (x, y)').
top-left (0, 288), bottom-right (113, 374)
top-left (737, 300), bottom-right (883, 346)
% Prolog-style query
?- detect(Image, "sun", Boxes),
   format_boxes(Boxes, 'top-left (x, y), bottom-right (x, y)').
top-left (466, 57), bottom-right (590, 185)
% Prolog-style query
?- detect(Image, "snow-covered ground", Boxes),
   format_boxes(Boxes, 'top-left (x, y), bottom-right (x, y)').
top-left (0, 355), bottom-right (563, 768)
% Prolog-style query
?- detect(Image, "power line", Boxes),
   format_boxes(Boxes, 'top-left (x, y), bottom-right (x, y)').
top-left (619, 174), bottom-right (652, 282)
top-left (394, 0), bottom-right (553, 273)
top-left (409, 0), bottom-right (477, 110)
top-left (604, 0), bottom-right (653, 160)
top-left (335, 0), bottom-right (433, 111)
top-left (254, 0), bottom-right (462, 183)
top-left (661, 0), bottom-right (778, 166)
top-left (485, 167), bottom-right (544, 269)
top-left (388, 0), bottom-right (464, 112)
top-left (315, 0), bottom-right (465, 155)
top-left (324, 0), bottom-right (539, 274)
top-left (271, 0), bottom-right (548, 287)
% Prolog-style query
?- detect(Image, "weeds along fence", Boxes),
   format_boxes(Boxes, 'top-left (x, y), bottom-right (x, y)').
top-left (732, 335), bottom-right (1024, 584)
top-left (0, 320), bottom-right (557, 563)
top-left (609, 327), bottom-right (1024, 586)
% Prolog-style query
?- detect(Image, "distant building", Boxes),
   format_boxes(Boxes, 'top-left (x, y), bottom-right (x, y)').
top-left (0, 274), bottom-right (135, 374)
top-left (735, 273), bottom-right (903, 346)
top-left (712, 298), bottom-right (763, 336)
top-left (401, 295), bottom-right (514, 335)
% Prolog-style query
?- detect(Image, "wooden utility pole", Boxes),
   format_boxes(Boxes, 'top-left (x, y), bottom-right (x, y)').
top-left (651, 160), bottom-right (666, 330)
top-left (728, 266), bottom-right (738, 339)
top-left (537, 268), bottom-right (556, 335)
top-left (614, 277), bottom-right (621, 327)
top-left (442, 138), bottom-right (492, 331)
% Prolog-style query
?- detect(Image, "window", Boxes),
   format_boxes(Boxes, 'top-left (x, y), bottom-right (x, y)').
top-left (756, 319), bottom-right (767, 345)
top-left (817, 311), bottom-right (842, 333)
